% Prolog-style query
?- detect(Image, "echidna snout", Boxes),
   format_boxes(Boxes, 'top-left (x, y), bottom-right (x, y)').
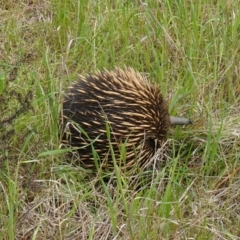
top-left (170, 116), bottom-right (192, 125)
top-left (60, 67), bottom-right (191, 170)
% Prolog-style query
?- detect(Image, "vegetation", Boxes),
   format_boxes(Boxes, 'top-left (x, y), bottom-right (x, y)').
top-left (0, 0), bottom-right (240, 239)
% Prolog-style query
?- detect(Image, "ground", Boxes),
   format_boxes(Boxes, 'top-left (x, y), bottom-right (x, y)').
top-left (0, 1), bottom-right (240, 239)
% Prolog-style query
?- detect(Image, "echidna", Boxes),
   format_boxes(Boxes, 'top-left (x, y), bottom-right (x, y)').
top-left (60, 67), bottom-right (191, 171)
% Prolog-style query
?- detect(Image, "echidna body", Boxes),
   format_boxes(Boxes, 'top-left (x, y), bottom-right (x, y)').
top-left (61, 68), bottom-right (191, 170)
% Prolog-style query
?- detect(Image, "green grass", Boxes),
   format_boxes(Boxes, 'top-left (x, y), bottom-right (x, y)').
top-left (1, 0), bottom-right (240, 239)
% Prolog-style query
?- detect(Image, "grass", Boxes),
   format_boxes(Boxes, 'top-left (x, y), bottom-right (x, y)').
top-left (1, 0), bottom-right (240, 239)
